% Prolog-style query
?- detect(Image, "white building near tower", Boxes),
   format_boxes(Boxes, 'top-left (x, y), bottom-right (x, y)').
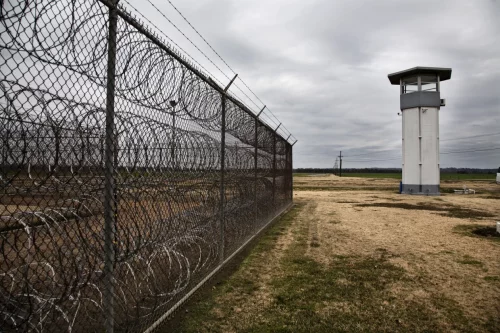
top-left (388, 67), bottom-right (452, 195)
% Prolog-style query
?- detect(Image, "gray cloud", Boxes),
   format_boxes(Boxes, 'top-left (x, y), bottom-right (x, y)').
top-left (128, 0), bottom-right (500, 168)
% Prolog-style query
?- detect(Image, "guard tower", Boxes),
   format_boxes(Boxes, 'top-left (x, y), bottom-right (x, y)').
top-left (388, 66), bottom-right (452, 195)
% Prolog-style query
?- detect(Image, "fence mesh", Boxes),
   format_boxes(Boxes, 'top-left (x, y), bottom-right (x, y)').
top-left (0, 0), bottom-right (293, 331)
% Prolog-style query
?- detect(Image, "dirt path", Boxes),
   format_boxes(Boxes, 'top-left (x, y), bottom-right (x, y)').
top-left (176, 175), bottom-right (500, 332)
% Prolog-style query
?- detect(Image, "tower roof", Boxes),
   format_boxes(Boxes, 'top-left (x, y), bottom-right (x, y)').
top-left (388, 66), bottom-right (452, 85)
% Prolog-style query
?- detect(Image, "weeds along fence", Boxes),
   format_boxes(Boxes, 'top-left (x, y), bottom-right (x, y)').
top-left (0, 0), bottom-right (293, 332)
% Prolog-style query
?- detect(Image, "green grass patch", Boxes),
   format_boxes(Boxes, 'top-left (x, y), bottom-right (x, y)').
top-left (176, 202), bottom-right (498, 333)
top-left (224, 276), bottom-right (259, 294)
top-left (333, 173), bottom-right (495, 180)
top-left (356, 202), bottom-right (495, 219)
top-left (240, 206), bottom-right (483, 332)
top-left (294, 186), bottom-right (397, 192)
top-left (441, 173), bottom-right (496, 180)
top-left (342, 173), bottom-right (402, 179)
top-left (456, 255), bottom-right (484, 267)
top-left (293, 173), bottom-right (316, 177)
top-left (453, 224), bottom-right (500, 242)
top-left (483, 195), bottom-right (500, 200)
top-left (177, 203), bottom-right (304, 332)
top-left (484, 276), bottom-right (500, 282)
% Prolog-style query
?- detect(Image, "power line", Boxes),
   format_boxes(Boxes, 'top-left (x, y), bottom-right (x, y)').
top-left (122, 0), bottom-right (226, 88)
top-left (344, 131), bottom-right (500, 158)
top-left (145, 0), bottom-right (232, 81)
top-left (146, 0), bottom-right (269, 117)
top-left (343, 157), bottom-right (401, 163)
top-left (165, 0), bottom-right (237, 75)
top-left (441, 155), bottom-right (500, 162)
top-left (344, 149), bottom-right (399, 158)
top-left (163, 1), bottom-right (267, 109)
top-left (124, 0), bottom-right (296, 142)
top-left (122, 0), bottom-right (291, 139)
top-left (161, 0), bottom-right (296, 142)
top-left (441, 147), bottom-right (500, 154)
top-left (237, 77), bottom-right (266, 106)
top-left (158, 0), bottom-right (264, 112)
top-left (232, 83), bottom-right (265, 111)
top-left (441, 131), bottom-right (500, 142)
top-left (343, 147), bottom-right (500, 163)
top-left (264, 107), bottom-right (296, 139)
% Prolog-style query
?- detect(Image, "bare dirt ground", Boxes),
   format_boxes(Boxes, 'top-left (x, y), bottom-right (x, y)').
top-left (177, 175), bottom-right (500, 332)
top-left (300, 176), bottom-right (499, 316)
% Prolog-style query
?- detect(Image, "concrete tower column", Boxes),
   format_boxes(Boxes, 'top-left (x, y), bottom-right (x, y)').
top-left (388, 67), bottom-right (452, 195)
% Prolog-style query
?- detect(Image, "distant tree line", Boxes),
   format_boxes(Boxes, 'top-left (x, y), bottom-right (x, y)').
top-left (294, 168), bottom-right (401, 174)
top-left (294, 168), bottom-right (497, 174)
top-left (440, 167), bottom-right (497, 174)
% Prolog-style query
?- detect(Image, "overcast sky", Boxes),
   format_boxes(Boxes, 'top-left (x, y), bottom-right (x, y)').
top-left (125, 0), bottom-right (500, 169)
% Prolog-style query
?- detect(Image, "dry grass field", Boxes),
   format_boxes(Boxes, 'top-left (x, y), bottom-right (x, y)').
top-left (174, 174), bottom-right (500, 332)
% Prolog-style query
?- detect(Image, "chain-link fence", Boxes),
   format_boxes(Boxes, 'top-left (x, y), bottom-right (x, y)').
top-left (0, 1), bottom-right (293, 331)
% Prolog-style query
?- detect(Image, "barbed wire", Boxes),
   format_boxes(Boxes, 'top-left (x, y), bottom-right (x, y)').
top-left (0, 0), bottom-right (293, 331)
top-left (139, 0), bottom-right (296, 143)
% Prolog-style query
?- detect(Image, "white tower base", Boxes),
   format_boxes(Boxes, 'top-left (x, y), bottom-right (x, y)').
top-left (402, 106), bottom-right (440, 195)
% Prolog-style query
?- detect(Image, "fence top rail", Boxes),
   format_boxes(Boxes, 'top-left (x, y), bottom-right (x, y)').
top-left (97, 0), bottom-right (293, 145)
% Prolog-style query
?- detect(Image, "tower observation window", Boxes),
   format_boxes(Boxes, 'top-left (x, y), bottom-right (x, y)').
top-left (420, 74), bottom-right (438, 92)
top-left (401, 76), bottom-right (418, 94)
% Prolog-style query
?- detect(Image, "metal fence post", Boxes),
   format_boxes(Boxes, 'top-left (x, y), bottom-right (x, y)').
top-left (290, 143), bottom-right (293, 201)
top-left (272, 133), bottom-right (276, 210)
top-left (291, 140), bottom-right (297, 202)
top-left (104, 1), bottom-right (119, 332)
top-left (254, 118), bottom-right (258, 224)
top-left (219, 93), bottom-right (226, 264)
top-left (285, 143), bottom-right (289, 201)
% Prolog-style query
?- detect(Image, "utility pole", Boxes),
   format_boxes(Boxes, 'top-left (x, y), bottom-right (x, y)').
top-left (338, 151), bottom-right (343, 177)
